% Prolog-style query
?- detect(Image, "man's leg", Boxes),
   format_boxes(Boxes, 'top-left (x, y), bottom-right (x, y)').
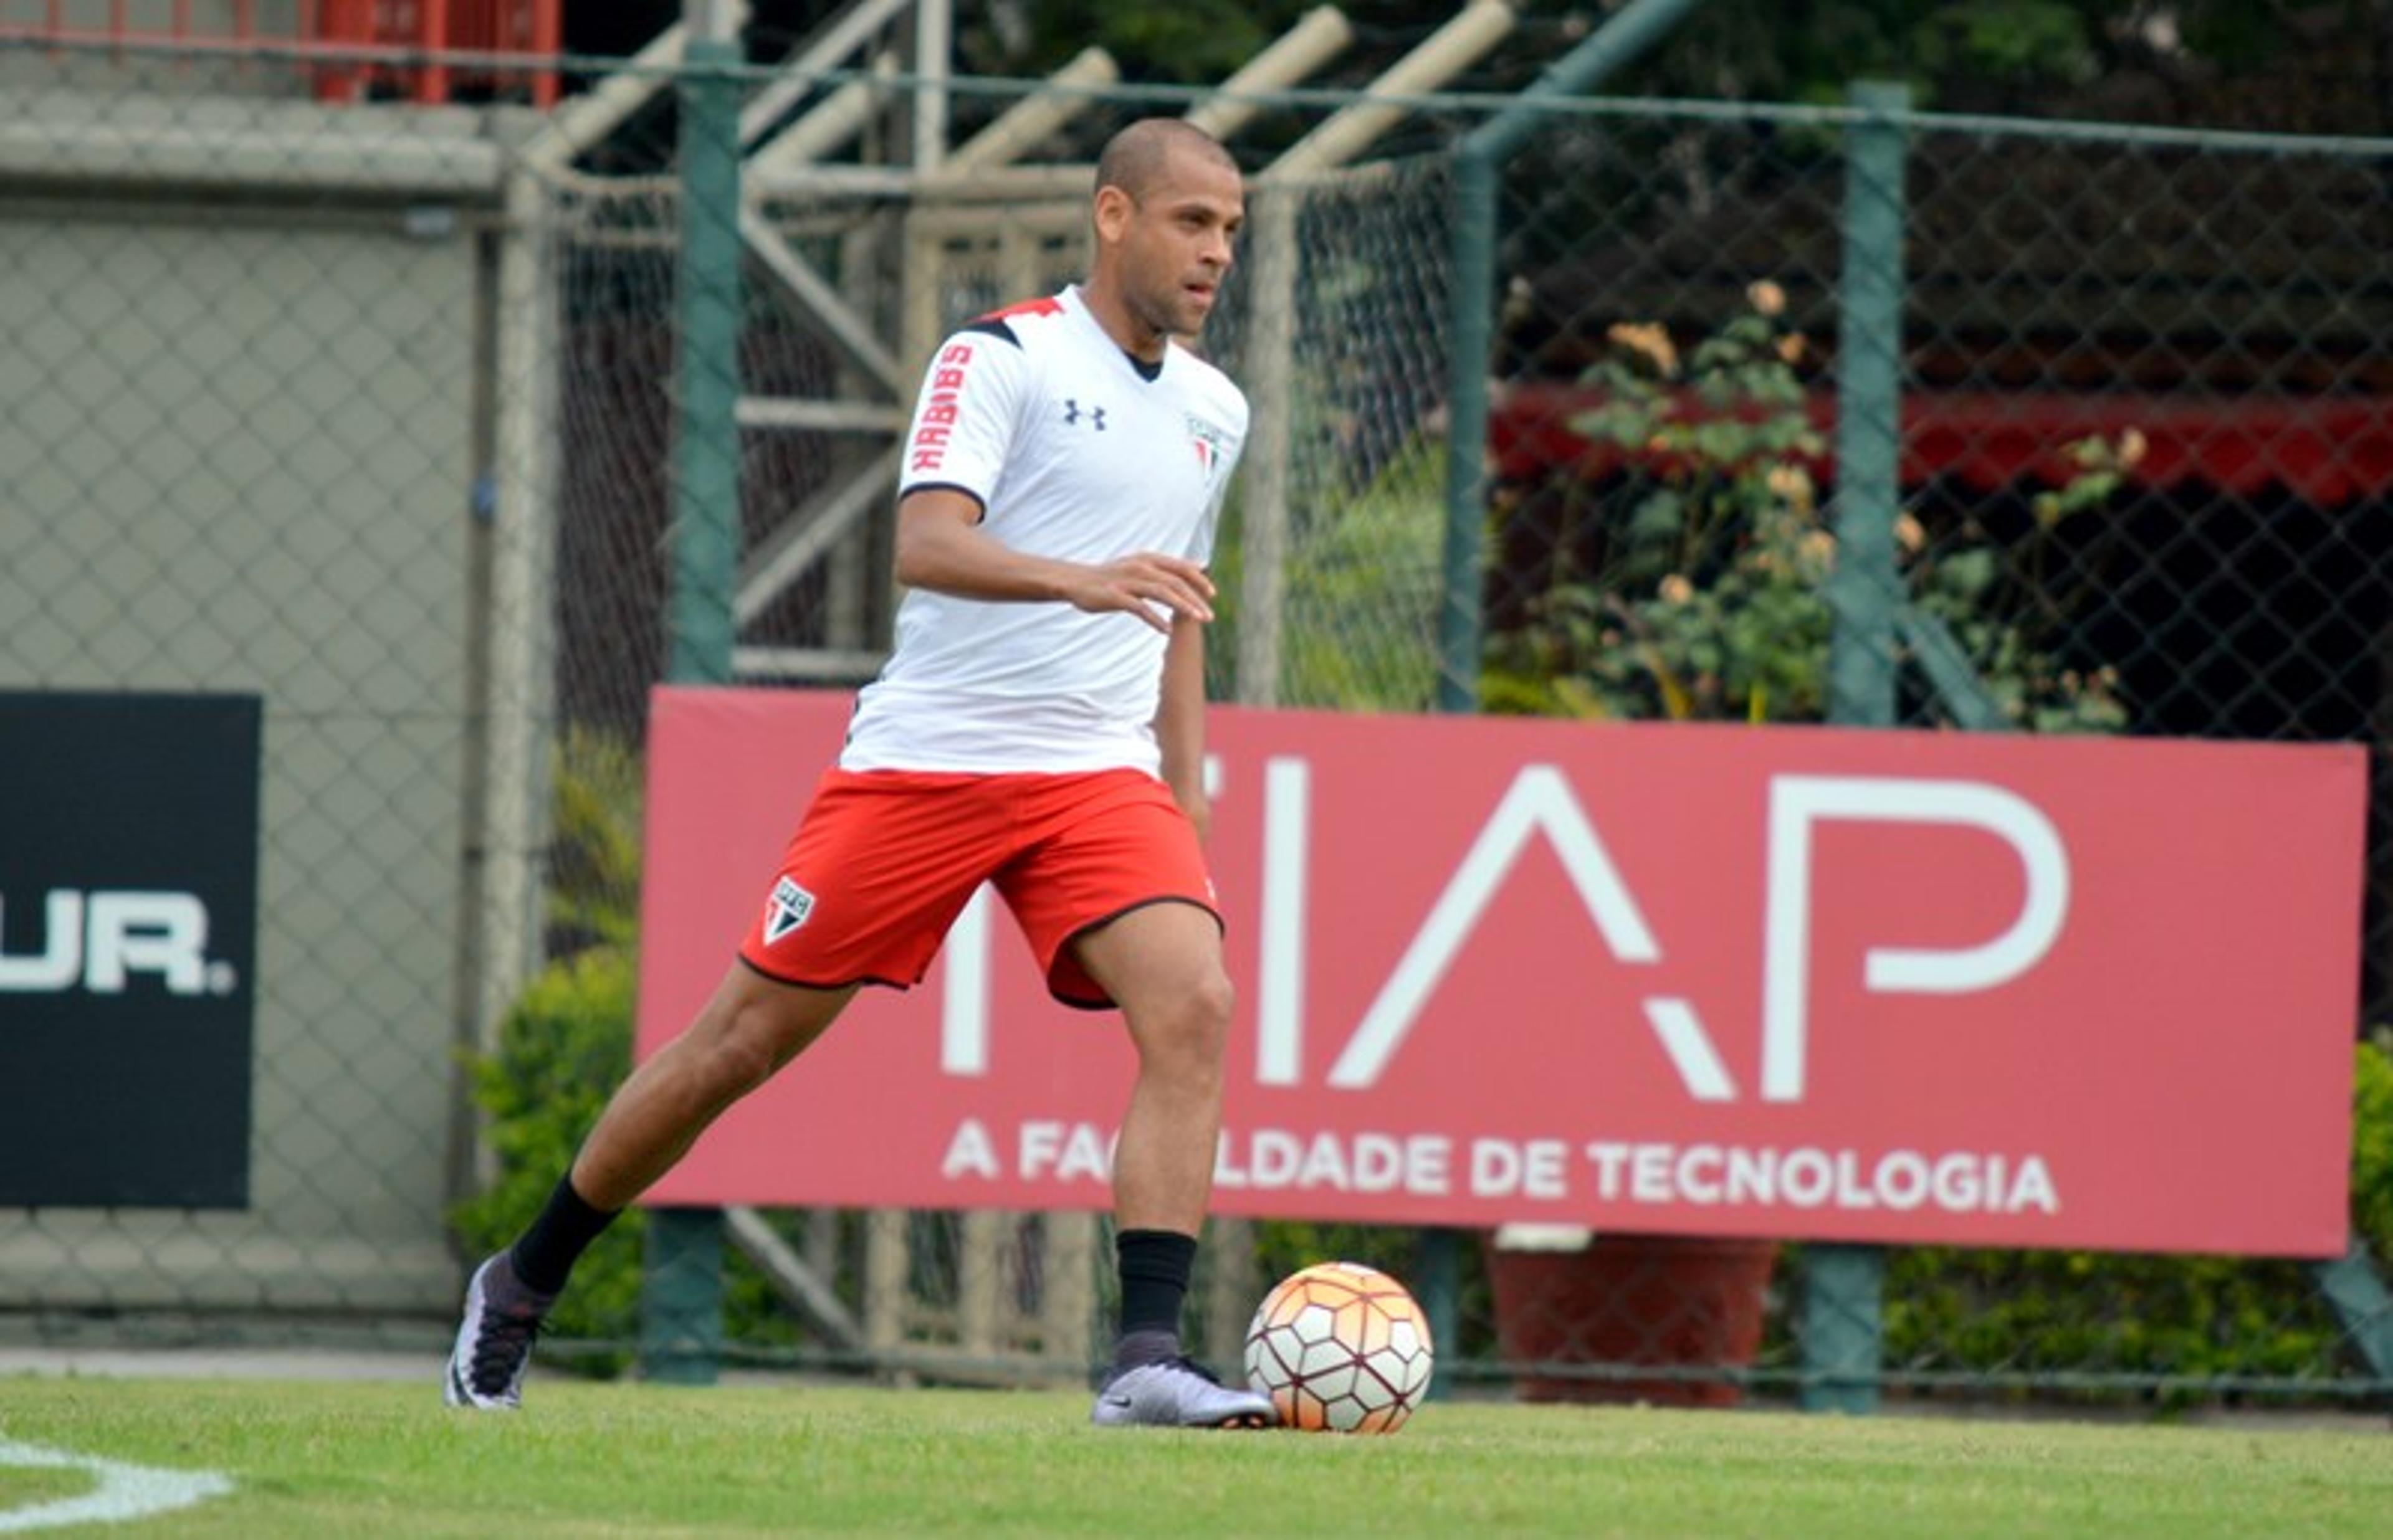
top-left (1072, 901), bottom-right (1273, 1428)
top-left (571, 966), bottom-right (857, 1207)
top-left (446, 964), bottom-right (854, 1409)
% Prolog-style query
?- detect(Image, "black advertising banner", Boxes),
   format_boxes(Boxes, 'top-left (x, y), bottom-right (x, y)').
top-left (0, 692), bottom-right (261, 1207)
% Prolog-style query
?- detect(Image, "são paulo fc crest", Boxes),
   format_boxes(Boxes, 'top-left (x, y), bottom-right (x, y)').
top-left (764, 876), bottom-right (814, 943)
top-left (1187, 413), bottom-right (1230, 475)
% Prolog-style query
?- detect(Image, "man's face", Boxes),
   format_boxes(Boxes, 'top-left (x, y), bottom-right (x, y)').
top-left (1101, 148), bottom-right (1245, 341)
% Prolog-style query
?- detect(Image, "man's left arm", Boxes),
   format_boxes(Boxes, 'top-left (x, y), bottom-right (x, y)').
top-left (1156, 610), bottom-right (1210, 843)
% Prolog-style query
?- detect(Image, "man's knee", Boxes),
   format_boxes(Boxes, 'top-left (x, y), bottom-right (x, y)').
top-left (1185, 965), bottom-right (1236, 1037)
top-left (685, 981), bottom-right (836, 1096)
top-left (692, 1018), bottom-right (780, 1097)
top-left (1135, 964), bottom-right (1235, 1073)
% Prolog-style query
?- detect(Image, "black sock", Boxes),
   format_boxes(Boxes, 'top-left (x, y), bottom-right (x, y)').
top-left (1114, 1229), bottom-right (1198, 1367)
top-left (507, 1173), bottom-right (621, 1297)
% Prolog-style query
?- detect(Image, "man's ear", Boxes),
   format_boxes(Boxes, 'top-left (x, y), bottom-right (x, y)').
top-left (1093, 185), bottom-right (1135, 245)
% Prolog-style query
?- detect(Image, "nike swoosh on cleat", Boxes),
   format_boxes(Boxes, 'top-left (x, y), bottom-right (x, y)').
top-left (1100, 1395), bottom-right (1134, 1409)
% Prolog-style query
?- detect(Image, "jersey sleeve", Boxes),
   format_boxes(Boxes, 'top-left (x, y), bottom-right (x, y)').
top-left (897, 326), bottom-right (1033, 512)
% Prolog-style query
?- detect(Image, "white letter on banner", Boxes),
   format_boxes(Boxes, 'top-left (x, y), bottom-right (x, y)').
top-left (1764, 776), bottom-right (2070, 1102)
top-left (940, 885), bottom-right (995, 1076)
top-left (0, 891), bottom-right (82, 991)
top-left (1641, 996), bottom-right (1738, 1101)
top-left (941, 1118), bottom-right (1000, 1180)
top-left (84, 892), bottom-right (208, 995)
top-left (1255, 758), bottom-right (1311, 1086)
top-left (1328, 765), bottom-right (1663, 1089)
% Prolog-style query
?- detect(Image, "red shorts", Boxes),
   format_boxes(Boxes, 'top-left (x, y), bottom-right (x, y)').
top-left (737, 768), bottom-right (1220, 1009)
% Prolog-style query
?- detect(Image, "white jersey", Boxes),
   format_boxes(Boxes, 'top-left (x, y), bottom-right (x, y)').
top-left (840, 285), bottom-right (1248, 775)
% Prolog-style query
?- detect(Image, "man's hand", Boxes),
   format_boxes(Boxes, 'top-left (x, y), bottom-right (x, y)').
top-left (1064, 553), bottom-right (1216, 633)
top-left (1173, 785), bottom-right (1213, 845)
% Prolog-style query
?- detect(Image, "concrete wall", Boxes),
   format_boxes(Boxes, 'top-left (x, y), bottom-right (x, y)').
top-left (0, 4), bottom-right (315, 98)
top-left (0, 165), bottom-right (488, 1317)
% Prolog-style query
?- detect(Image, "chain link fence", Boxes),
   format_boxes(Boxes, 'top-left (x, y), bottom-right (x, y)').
top-left (1467, 97), bottom-right (2393, 1407)
top-left (0, 54), bottom-right (509, 1347)
top-left (5, 34), bottom-right (2391, 1411)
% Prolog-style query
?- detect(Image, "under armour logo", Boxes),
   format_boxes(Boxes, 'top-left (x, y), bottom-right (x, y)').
top-left (1063, 399), bottom-right (1107, 431)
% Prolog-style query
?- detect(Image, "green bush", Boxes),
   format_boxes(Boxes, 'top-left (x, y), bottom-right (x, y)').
top-left (1210, 434), bottom-right (1446, 711)
top-left (1476, 290), bottom-right (2380, 1397)
top-left (2352, 1029), bottom-right (2393, 1268)
top-left (450, 946), bottom-right (650, 1367)
top-left (1875, 1034), bottom-right (2393, 1394)
top-left (450, 733), bottom-right (803, 1374)
top-left (1277, 436), bottom-right (1445, 712)
top-left (545, 726), bottom-right (645, 953)
top-left (1481, 290), bottom-right (2123, 733)
top-left (450, 941), bottom-right (809, 1375)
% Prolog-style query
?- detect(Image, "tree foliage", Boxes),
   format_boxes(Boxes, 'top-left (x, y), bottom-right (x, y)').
top-left (958, 0), bottom-right (1283, 85)
top-left (957, 1), bottom-right (2352, 130)
top-left (1643, 0), bottom-right (2329, 118)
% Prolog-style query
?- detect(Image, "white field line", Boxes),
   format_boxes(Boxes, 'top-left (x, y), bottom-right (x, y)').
top-left (0, 1438), bottom-right (232, 1532)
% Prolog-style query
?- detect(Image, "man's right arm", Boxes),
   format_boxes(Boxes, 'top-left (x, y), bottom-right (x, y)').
top-left (894, 490), bottom-right (1215, 634)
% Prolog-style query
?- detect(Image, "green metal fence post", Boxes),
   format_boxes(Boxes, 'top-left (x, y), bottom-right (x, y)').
top-left (640, 19), bottom-right (745, 1389)
top-left (663, 39), bottom-right (743, 692)
top-left (1824, 80), bottom-right (1909, 733)
top-left (1433, 0), bottom-right (1713, 1396)
top-left (1802, 78), bottom-right (1913, 1417)
top-left (643, 1202), bottom-right (728, 1386)
top-left (2312, 1237), bottom-right (2393, 1391)
top-left (1800, 1243), bottom-right (1887, 1412)
top-left (1437, 148), bottom-right (1498, 719)
top-left (1440, 0), bottom-right (1711, 714)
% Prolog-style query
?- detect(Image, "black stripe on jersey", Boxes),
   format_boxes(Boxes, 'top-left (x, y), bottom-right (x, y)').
top-left (899, 482), bottom-right (989, 523)
top-left (958, 317), bottom-right (1023, 347)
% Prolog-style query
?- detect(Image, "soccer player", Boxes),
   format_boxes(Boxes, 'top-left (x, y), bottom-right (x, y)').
top-left (447, 117), bottom-right (1274, 1430)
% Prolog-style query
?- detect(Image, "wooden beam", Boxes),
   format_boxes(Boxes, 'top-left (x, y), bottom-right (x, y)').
top-left (723, 1205), bottom-right (867, 1355)
top-left (932, 47), bottom-right (1118, 178)
top-left (738, 0), bottom-right (917, 148)
top-left (1269, 1), bottom-right (1514, 179)
top-left (1187, 6), bottom-right (1354, 143)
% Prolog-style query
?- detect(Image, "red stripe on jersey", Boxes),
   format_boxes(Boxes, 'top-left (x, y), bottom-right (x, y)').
top-left (977, 296), bottom-right (1064, 323)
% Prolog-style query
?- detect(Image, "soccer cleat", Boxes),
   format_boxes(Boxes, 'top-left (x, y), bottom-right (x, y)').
top-left (443, 1253), bottom-right (551, 1410)
top-left (1090, 1355), bottom-right (1279, 1429)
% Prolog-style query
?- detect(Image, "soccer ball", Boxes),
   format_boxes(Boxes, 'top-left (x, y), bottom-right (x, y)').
top-left (1243, 1261), bottom-right (1435, 1433)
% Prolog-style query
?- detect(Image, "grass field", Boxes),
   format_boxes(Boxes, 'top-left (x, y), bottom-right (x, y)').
top-left (2, 1377), bottom-right (2389, 1537)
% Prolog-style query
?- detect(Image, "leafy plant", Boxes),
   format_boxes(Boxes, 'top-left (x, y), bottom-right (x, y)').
top-left (450, 946), bottom-right (650, 1367)
top-left (2353, 1030), bottom-right (2393, 1271)
top-left (1483, 284), bottom-right (2125, 734)
top-left (1469, 287), bottom-right (2393, 1406)
top-left (1875, 1034), bottom-right (2393, 1399)
top-left (451, 731), bottom-right (801, 1374)
top-left (1279, 435), bottom-right (1446, 711)
top-left (545, 725), bottom-right (645, 953)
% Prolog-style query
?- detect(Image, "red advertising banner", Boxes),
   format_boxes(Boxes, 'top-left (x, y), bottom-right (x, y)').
top-left (634, 688), bottom-right (2364, 1257)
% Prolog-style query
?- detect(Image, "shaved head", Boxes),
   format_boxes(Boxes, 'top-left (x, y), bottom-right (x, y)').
top-left (1095, 118), bottom-right (1239, 203)
top-left (1082, 117), bottom-right (1243, 358)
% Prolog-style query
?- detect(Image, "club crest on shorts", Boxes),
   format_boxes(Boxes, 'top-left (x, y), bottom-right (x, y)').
top-left (763, 876), bottom-right (814, 943)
